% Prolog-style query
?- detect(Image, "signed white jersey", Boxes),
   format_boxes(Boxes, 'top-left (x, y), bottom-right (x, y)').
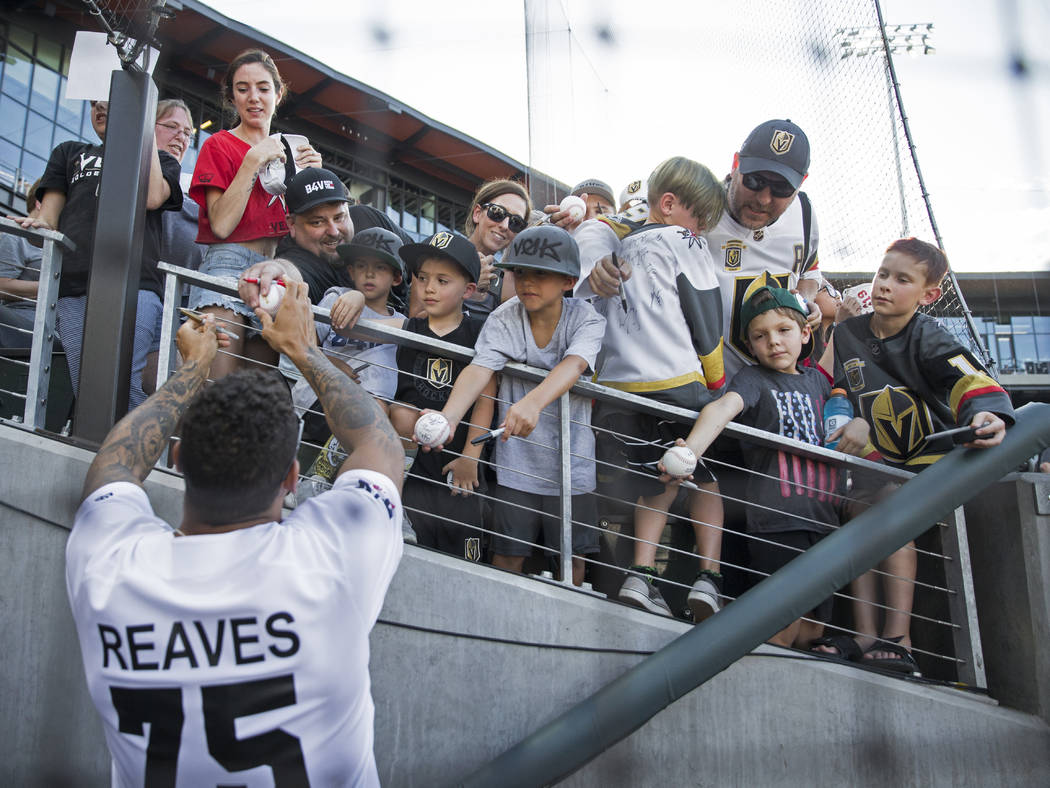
top-left (704, 193), bottom-right (820, 380)
top-left (66, 469), bottom-right (403, 787)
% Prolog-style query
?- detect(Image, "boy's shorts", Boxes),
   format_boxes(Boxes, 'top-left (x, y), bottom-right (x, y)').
top-left (593, 407), bottom-right (717, 499)
top-left (403, 473), bottom-right (486, 562)
top-left (491, 486), bottom-right (600, 558)
top-left (748, 529), bottom-right (834, 622)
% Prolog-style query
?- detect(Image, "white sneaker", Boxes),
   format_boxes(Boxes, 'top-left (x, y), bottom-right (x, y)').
top-left (618, 574), bottom-right (672, 617)
top-left (687, 575), bottom-right (721, 623)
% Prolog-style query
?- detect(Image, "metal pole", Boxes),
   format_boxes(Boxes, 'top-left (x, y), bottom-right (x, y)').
top-left (558, 391), bottom-right (573, 585)
top-left (461, 403), bottom-right (1050, 788)
top-left (73, 68), bottom-right (158, 442)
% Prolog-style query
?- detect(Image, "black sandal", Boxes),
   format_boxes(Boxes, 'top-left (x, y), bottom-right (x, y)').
top-left (809, 634), bottom-right (862, 663)
top-left (862, 636), bottom-right (920, 675)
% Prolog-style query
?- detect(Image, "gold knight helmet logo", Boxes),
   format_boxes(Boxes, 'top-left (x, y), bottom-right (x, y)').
top-left (430, 231), bottom-right (453, 249)
top-left (723, 239), bottom-right (746, 271)
top-left (865, 385), bottom-right (933, 463)
top-left (770, 130), bottom-right (795, 155)
top-left (426, 357), bottom-right (452, 388)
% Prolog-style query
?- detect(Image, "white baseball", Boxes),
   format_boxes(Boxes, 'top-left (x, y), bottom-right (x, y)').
top-left (559, 194), bottom-right (587, 222)
top-left (414, 412), bottom-right (450, 448)
top-left (258, 283), bottom-right (285, 316)
top-left (661, 445), bottom-right (698, 477)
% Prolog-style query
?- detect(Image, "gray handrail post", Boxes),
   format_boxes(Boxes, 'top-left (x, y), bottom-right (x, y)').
top-left (941, 505), bottom-right (986, 687)
top-left (24, 234), bottom-right (69, 429)
top-left (558, 391), bottom-right (573, 585)
top-left (156, 267), bottom-right (181, 391)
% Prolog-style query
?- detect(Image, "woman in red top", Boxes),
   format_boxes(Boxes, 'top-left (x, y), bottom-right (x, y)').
top-left (188, 49), bottom-right (321, 378)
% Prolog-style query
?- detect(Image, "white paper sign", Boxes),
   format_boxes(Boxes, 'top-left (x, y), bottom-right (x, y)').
top-left (65, 31), bottom-right (159, 101)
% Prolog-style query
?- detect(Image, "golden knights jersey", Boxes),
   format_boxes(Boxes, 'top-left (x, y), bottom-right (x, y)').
top-left (581, 221), bottom-right (725, 396)
top-left (703, 192), bottom-right (820, 381)
top-left (832, 313), bottom-right (1013, 468)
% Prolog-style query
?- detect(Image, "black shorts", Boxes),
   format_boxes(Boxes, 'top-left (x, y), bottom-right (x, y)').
top-left (593, 406), bottom-right (717, 499)
top-left (403, 473), bottom-right (485, 562)
top-left (748, 530), bottom-right (834, 622)
top-left (491, 486), bottom-right (600, 558)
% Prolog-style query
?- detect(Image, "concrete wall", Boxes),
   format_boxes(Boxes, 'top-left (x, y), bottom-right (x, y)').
top-left (2, 423), bottom-right (1049, 786)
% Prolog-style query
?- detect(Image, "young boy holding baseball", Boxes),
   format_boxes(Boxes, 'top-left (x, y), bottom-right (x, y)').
top-left (815, 238), bottom-right (1012, 672)
top-left (672, 285), bottom-right (871, 647)
top-left (577, 156), bottom-right (729, 621)
top-left (385, 231), bottom-right (496, 558)
top-left (426, 225), bottom-right (606, 585)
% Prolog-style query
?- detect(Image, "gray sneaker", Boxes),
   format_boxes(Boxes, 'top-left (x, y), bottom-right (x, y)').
top-left (402, 511), bottom-right (418, 545)
top-left (618, 574), bottom-right (672, 617)
top-left (687, 575), bottom-right (721, 622)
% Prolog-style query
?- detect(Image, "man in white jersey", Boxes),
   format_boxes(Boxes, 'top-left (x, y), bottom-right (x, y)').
top-left (66, 277), bottom-right (404, 786)
top-left (704, 118), bottom-right (821, 381)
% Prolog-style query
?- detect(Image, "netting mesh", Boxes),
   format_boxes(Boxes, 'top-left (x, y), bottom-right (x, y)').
top-left (524, 0), bottom-right (985, 361)
top-left (82, 0), bottom-right (170, 68)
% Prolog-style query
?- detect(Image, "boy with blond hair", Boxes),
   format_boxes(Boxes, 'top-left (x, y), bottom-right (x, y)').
top-left (577, 156), bottom-right (729, 620)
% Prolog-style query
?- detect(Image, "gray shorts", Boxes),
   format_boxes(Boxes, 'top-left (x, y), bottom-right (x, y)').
top-left (187, 243), bottom-right (266, 325)
top-left (491, 485), bottom-right (599, 558)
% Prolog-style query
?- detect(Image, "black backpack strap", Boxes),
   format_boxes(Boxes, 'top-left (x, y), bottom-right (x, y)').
top-left (798, 190), bottom-right (814, 270)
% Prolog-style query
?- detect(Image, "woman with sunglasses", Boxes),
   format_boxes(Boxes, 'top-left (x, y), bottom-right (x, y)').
top-left (187, 49), bottom-right (322, 379)
top-left (462, 179), bottom-right (532, 318)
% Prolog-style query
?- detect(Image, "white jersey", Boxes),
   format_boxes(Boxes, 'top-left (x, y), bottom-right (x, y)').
top-left (703, 192), bottom-right (820, 380)
top-left (66, 469), bottom-right (403, 787)
top-left (578, 221), bottom-right (725, 396)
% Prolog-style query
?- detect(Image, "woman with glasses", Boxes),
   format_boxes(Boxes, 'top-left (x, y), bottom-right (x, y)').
top-left (186, 49), bottom-right (322, 379)
top-left (462, 179), bottom-right (532, 318)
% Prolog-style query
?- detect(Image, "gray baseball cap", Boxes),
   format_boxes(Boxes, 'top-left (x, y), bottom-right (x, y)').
top-left (570, 178), bottom-right (616, 208)
top-left (337, 227), bottom-right (405, 277)
top-left (737, 119), bottom-right (810, 189)
top-left (495, 225), bottom-right (580, 278)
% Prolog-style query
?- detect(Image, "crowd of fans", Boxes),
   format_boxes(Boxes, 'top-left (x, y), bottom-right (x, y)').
top-left (4, 49), bottom-right (1024, 675)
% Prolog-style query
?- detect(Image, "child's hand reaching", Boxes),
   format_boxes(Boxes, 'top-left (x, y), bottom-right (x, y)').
top-left (963, 411), bottom-right (1006, 448)
top-left (443, 456), bottom-right (479, 496)
top-left (330, 290), bottom-right (365, 332)
top-left (502, 397), bottom-right (541, 439)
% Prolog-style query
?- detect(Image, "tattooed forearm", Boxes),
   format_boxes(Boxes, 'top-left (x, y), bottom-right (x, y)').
top-left (297, 347), bottom-right (399, 450)
top-left (82, 359), bottom-right (210, 498)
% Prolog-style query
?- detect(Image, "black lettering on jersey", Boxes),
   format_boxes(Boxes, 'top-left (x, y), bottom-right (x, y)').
top-left (266, 612), bottom-right (301, 658)
top-left (99, 624), bottom-right (128, 670)
top-left (162, 622), bottom-right (200, 670)
top-left (127, 624), bottom-right (160, 670)
top-left (194, 619), bottom-right (226, 667)
top-left (729, 271), bottom-right (791, 360)
top-left (231, 617), bottom-right (265, 665)
top-left (792, 243), bottom-right (805, 276)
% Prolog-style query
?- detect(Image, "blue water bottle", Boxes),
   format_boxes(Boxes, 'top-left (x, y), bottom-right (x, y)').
top-left (824, 388), bottom-right (853, 450)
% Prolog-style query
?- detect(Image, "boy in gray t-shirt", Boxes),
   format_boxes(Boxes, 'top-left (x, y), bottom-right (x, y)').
top-left (432, 226), bottom-right (606, 585)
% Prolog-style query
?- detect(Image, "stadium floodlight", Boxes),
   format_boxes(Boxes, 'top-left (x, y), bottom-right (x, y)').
top-left (836, 23), bottom-right (935, 59)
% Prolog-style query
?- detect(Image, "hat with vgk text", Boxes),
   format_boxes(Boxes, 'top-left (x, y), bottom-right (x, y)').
top-left (399, 231), bottom-right (480, 283)
top-left (337, 228), bottom-right (405, 277)
top-left (737, 119), bottom-right (810, 189)
top-left (495, 225), bottom-right (580, 278)
top-left (285, 167), bottom-right (349, 214)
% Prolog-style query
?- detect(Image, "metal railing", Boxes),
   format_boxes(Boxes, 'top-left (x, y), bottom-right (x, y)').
top-left (0, 218), bottom-right (73, 429)
top-left (152, 261), bottom-right (988, 685)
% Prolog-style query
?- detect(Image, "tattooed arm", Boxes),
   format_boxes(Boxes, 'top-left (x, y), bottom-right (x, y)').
top-left (81, 317), bottom-right (219, 500)
top-left (258, 281), bottom-right (404, 492)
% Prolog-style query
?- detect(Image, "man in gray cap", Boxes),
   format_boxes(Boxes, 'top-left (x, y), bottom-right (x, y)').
top-left (570, 178), bottom-right (616, 221)
top-left (705, 118), bottom-right (822, 382)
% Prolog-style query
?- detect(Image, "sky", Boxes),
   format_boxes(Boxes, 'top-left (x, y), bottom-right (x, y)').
top-left (204, 0), bottom-right (1049, 273)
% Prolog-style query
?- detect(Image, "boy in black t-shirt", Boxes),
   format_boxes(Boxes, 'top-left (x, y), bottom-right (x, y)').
top-left (668, 286), bottom-right (872, 647)
top-left (388, 232), bottom-right (496, 559)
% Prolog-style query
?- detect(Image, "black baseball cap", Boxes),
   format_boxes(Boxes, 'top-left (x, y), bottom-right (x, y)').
top-left (285, 167), bottom-right (349, 214)
top-left (399, 231), bottom-right (480, 283)
top-left (737, 119), bottom-right (810, 189)
top-left (337, 228), bottom-right (405, 277)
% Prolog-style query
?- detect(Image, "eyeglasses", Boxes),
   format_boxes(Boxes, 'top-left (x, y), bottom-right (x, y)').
top-left (741, 172), bottom-right (796, 198)
top-left (156, 121), bottom-right (195, 141)
top-left (481, 203), bottom-right (527, 233)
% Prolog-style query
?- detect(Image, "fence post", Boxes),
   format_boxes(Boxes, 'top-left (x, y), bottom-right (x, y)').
top-left (941, 505), bottom-right (986, 687)
top-left (24, 237), bottom-right (64, 429)
top-left (558, 391), bottom-right (573, 585)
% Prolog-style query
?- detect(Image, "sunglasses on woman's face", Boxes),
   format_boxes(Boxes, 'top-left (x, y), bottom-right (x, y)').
top-left (481, 202), bottom-right (527, 233)
top-left (741, 172), bottom-right (796, 199)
